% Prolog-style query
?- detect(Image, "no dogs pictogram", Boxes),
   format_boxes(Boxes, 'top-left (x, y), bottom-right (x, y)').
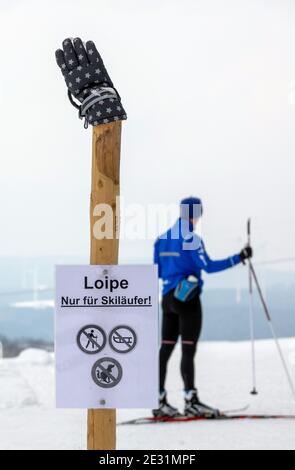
top-left (77, 324), bottom-right (106, 354)
top-left (91, 357), bottom-right (123, 388)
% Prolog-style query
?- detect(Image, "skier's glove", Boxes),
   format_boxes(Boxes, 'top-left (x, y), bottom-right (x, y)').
top-left (55, 38), bottom-right (127, 128)
top-left (240, 245), bottom-right (253, 263)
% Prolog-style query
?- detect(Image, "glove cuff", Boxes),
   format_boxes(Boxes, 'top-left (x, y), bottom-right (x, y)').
top-left (80, 86), bottom-right (119, 117)
top-left (68, 85), bottom-right (127, 128)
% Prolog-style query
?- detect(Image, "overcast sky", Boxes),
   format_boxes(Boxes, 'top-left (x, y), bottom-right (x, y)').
top-left (1, 0), bottom-right (295, 267)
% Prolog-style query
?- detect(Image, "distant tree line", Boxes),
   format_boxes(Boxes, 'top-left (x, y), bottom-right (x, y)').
top-left (0, 335), bottom-right (53, 358)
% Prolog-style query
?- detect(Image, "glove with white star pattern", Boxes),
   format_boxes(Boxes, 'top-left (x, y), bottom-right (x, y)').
top-left (55, 37), bottom-right (127, 128)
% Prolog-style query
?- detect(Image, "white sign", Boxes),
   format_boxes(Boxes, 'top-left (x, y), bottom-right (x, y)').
top-left (55, 265), bottom-right (159, 409)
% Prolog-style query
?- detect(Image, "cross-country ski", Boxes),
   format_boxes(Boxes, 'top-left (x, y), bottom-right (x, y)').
top-left (118, 414), bottom-right (295, 426)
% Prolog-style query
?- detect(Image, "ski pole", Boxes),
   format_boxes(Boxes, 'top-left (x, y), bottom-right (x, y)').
top-left (247, 219), bottom-right (258, 395)
top-left (249, 260), bottom-right (295, 401)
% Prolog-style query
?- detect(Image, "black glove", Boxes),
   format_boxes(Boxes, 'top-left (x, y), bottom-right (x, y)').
top-left (55, 38), bottom-right (127, 128)
top-left (240, 245), bottom-right (253, 263)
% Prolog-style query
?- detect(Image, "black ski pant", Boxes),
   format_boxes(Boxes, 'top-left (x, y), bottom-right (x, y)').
top-left (159, 288), bottom-right (202, 393)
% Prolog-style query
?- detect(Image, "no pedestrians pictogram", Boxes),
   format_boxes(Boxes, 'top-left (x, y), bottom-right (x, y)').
top-left (77, 324), bottom-right (106, 354)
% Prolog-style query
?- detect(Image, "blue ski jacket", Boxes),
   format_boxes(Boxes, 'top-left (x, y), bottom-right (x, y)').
top-left (154, 218), bottom-right (241, 296)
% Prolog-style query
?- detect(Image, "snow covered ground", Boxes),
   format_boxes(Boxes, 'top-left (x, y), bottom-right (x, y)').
top-left (1, 339), bottom-right (295, 450)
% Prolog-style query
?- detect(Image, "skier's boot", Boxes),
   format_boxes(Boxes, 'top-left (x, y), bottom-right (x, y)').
top-left (152, 391), bottom-right (180, 418)
top-left (184, 389), bottom-right (220, 418)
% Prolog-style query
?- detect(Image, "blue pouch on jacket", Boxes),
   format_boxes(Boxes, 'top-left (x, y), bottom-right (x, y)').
top-left (174, 277), bottom-right (199, 302)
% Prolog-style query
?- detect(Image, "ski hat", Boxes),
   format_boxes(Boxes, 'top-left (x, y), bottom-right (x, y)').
top-left (180, 196), bottom-right (203, 219)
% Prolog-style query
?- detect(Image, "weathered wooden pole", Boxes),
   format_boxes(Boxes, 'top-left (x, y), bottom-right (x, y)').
top-left (87, 121), bottom-right (122, 450)
top-left (55, 36), bottom-right (126, 451)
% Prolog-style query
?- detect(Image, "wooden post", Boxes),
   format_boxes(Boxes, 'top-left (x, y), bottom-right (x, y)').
top-left (87, 120), bottom-right (122, 450)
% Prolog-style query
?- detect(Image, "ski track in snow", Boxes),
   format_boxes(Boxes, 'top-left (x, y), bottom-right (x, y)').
top-left (0, 340), bottom-right (295, 450)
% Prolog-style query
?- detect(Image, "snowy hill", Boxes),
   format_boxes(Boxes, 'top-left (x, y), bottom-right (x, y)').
top-left (0, 340), bottom-right (295, 450)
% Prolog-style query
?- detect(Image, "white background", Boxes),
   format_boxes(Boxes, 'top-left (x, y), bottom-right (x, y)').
top-left (1, 1), bottom-right (295, 269)
top-left (55, 264), bottom-right (159, 408)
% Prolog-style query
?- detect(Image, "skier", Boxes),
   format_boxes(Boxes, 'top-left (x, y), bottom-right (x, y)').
top-left (153, 196), bottom-right (252, 418)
